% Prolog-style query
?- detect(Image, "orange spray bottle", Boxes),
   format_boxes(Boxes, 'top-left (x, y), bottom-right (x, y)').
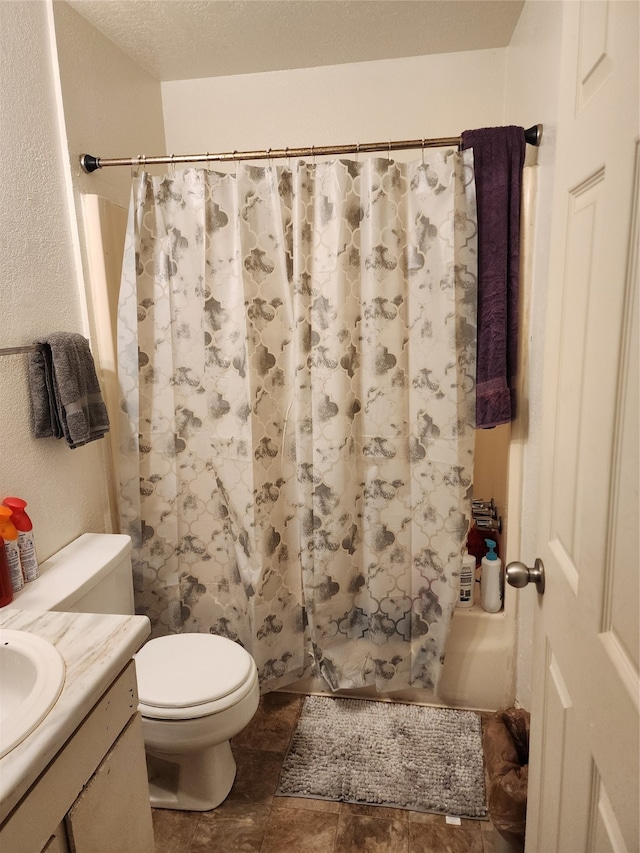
top-left (3, 497), bottom-right (39, 583)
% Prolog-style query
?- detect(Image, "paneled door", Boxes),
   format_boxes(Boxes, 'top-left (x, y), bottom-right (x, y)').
top-left (525, 1), bottom-right (639, 851)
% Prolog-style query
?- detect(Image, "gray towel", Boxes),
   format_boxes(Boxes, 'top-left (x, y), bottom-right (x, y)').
top-left (28, 332), bottom-right (110, 449)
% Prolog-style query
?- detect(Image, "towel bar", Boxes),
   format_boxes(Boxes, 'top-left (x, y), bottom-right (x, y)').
top-left (0, 345), bottom-right (43, 357)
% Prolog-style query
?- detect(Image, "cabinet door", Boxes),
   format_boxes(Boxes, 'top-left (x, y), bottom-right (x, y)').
top-left (65, 713), bottom-right (154, 853)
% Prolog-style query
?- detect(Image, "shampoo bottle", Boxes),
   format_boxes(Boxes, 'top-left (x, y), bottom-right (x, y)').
top-left (480, 538), bottom-right (503, 613)
top-left (3, 497), bottom-right (39, 582)
top-left (457, 550), bottom-right (476, 608)
top-left (0, 506), bottom-right (23, 593)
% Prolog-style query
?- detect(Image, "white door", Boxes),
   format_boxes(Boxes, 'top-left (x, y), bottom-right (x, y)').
top-left (525, 1), bottom-right (639, 851)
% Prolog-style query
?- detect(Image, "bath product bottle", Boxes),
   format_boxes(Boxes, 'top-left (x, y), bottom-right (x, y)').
top-left (0, 537), bottom-right (14, 607)
top-left (457, 550), bottom-right (476, 608)
top-left (480, 539), bottom-right (503, 613)
top-left (3, 497), bottom-right (39, 582)
top-left (0, 506), bottom-right (23, 593)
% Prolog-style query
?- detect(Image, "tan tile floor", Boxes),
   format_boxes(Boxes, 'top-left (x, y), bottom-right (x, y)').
top-left (152, 692), bottom-right (504, 852)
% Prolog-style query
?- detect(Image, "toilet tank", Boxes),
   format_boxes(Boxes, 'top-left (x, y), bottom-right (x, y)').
top-left (6, 533), bottom-right (135, 616)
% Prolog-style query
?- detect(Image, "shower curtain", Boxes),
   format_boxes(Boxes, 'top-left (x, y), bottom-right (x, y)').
top-left (118, 152), bottom-right (477, 694)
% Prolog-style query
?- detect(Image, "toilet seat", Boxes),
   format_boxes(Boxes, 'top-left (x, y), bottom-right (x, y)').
top-left (135, 633), bottom-right (258, 721)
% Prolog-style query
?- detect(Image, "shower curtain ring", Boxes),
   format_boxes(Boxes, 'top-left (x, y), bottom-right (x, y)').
top-left (421, 139), bottom-right (425, 164)
top-left (285, 147), bottom-right (290, 169)
top-left (132, 155), bottom-right (141, 179)
top-left (170, 153), bottom-right (176, 177)
top-left (355, 143), bottom-right (360, 163)
top-left (388, 141), bottom-right (391, 162)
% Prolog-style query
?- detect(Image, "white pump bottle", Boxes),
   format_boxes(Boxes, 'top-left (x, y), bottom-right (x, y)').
top-left (480, 539), bottom-right (503, 613)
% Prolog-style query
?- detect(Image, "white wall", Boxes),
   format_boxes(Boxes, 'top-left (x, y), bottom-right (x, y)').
top-left (504, 0), bottom-right (564, 709)
top-left (0, 1), bottom-right (107, 561)
top-left (162, 48), bottom-right (508, 156)
top-left (51, 0), bottom-right (166, 350)
top-left (0, 0), bottom-right (165, 564)
top-left (52, 0), bottom-right (167, 212)
top-left (51, 1), bottom-right (167, 532)
top-left (1, 0), bottom-right (563, 703)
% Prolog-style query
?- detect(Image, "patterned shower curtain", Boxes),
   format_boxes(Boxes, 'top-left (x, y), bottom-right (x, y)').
top-left (118, 152), bottom-right (477, 694)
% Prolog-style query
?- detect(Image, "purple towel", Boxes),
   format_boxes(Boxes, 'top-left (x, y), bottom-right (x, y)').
top-left (462, 126), bottom-right (525, 428)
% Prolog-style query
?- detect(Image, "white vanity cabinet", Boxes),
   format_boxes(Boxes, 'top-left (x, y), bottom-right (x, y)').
top-left (0, 660), bottom-right (154, 853)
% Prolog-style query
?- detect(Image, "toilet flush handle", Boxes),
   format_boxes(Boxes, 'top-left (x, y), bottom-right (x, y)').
top-left (505, 559), bottom-right (545, 595)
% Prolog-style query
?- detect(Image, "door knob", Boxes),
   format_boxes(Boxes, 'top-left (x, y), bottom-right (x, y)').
top-left (505, 559), bottom-right (545, 594)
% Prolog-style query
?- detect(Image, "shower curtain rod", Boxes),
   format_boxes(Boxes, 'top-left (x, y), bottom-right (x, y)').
top-left (80, 124), bottom-right (542, 173)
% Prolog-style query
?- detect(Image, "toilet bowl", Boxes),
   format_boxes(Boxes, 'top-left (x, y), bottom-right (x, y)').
top-left (135, 632), bottom-right (259, 810)
top-left (6, 533), bottom-right (260, 811)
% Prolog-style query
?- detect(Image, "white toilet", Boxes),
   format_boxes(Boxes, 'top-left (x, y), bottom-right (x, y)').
top-left (9, 533), bottom-right (260, 811)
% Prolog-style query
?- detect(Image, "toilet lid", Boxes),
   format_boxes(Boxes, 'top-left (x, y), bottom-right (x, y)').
top-left (135, 634), bottom-right (254, 710)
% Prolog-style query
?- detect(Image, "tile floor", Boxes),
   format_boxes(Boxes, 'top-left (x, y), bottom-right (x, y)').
top-left (152, 692), bottom-right (504, 853)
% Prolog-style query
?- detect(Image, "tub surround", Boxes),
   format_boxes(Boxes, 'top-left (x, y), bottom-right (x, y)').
top-left (0, 607), bottom-right (150, 823)
top-left (282, 604), bottom-right (514, 712)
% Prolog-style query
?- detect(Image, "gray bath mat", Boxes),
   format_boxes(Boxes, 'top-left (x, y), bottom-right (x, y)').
top-left (277, 696), bottom-right (487, 818)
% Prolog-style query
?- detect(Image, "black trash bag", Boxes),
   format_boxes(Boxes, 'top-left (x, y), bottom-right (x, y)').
top-left (482, 708), bottom-right (530, 851)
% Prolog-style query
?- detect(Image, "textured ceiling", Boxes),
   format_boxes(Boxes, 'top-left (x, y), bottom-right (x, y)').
top-left (67, 0), bottom-right (525, 82)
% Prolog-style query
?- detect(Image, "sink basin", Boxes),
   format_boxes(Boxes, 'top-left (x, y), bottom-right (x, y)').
top-left (0, 629), bottom-right (66, 759)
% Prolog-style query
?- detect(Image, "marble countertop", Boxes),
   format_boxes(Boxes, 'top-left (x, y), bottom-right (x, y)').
top-left (0, 608), bottom-right (150, 823)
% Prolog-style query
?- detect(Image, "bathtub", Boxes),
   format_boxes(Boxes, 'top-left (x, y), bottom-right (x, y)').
top-left (281, 601), bottom-right (516, 712)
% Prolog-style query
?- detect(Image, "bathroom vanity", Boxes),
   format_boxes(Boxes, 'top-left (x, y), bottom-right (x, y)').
top-left (0, 609), bottom-right (154, 853)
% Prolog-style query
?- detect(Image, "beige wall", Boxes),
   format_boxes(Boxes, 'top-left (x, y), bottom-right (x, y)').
top-left (161, 48), bottom-right (508, 156)
top-left (0, 0), bottom-right (164, 563)
top-left (2, 0), bottom-right (564, 704)
top-left (52, 0), bottom-right (166, 532)
top-left (0, 0), bottom-right (107, 561)
top-left (52, 1), bottom-right (166, 212)
top-left (51, 0), bottom-right (166, 352)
